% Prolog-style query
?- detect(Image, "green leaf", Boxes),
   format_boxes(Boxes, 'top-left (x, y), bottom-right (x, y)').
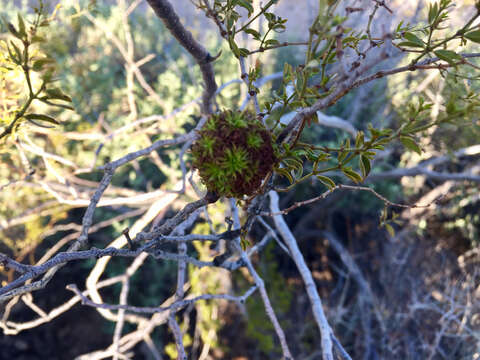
top-left (434, 49), bottom-right (462, 65)
top-left (464, 30), bottom-right (480, 44)
top-left (49, 102), bottom-right (75, 111)
top-left (244, 28), bottom-right (261, 40)
top-left (264, 39), bottom-right (279, 47)
top-left (397, 41), bottom-right (424, 48)
top-left (385, 223), bottom-right (395, 237)
top-left (236, 0), bottom-right (254, 16)
top-left (275, 167), bottom-right (294, 184)
top-left (7, 22), bottom-right (21, 40)
top-left (283, 62), bottom-right (293, 80)
top-left (446, 99), bottom-right (456, 114)
top-left (6, 42), bottom-right (20, 64)
top-left (355, 131), bottom-right (364, 148)
top-left (25, 118), bottom-right (55, 128)
top-left (337, 149), bottom-right (348, 163)
top-left (41, 68), bottom-right (54, 82)
top-left (17, 13), bottom-right (26, 38)
top-left (403, 32), bottom-right (424, 47)
top-left (284, 157), bottom-right (303, 171)
top-left (32, 58), bottom-right (55, 71)
top-left (316, 175), bottom-right (336, 190)
top-left (31, 35), bottom-right (46, 43)
top-left (359, 155), bottom-right (371, 178)
top-left (428, 3), bottom-right (438, 25)
top-left (400, 136), bottom-right (422, 154)
top-left (45, 88), bottom-right (72, 102)
top-left (229, 38), bottom-right (240, 57)
top-left (238, 48), bottom-right (250, 57)
top-left (10, 41), bottom-right (23, 64)
top-left (24, 113), bottom-right (60, 125)
top-left (342, 167), bottom-right (363, 183)
top-left (226, 15), bottom-right (235, 31)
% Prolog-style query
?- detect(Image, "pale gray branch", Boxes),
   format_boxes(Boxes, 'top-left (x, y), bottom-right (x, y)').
top-left (270, 191), bottom-right (345, 360)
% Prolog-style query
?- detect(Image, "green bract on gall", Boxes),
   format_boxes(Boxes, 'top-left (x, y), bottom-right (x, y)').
top-left (191, 110), bottom-right (277, 199)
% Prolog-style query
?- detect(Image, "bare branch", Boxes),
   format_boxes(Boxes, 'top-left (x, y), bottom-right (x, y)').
top-left (66, 283), bottom-right (254, 314)
top-left (146, 0), bottom-right (218, 114)
top-left (270, 190), bottom-right (347, 360)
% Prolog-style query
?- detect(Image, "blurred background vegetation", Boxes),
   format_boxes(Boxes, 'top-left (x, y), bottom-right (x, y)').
top-left (1, 0), bottom-right (479, 359)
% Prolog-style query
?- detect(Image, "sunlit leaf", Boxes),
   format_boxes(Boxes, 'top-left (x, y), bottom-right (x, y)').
top-left (385, 223), bottom-right (395, 237)
top-left (434, 49), bottom-right (462, 65)
top-left (400, 136), bottom-right (422, 154)
top-left (464, 30), bottom-right (480, 44)
top-left (244, 28), bottom-right (261, 40)
top-left (342, 167), bottom-right (363, 183)
top-left (403, 32), bottom-right (424, 47)
top-left (359, 155), bottom-right (371, 178)
top-left (428, 3), bottom-right (438, 25)
top-left (45, 88), bottom-right (72, 102)
top-left (24, 113), bottom-right (60, 125)
top-left (276, 167), bottom-right (294, 184)
top-left (316, 175), bottom-right (336, 190)
top-left (32, 58), bottom-right (55, 71)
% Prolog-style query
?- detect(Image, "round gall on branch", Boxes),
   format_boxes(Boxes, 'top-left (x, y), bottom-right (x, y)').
top-left (191, 110), bottom-right (277, 199)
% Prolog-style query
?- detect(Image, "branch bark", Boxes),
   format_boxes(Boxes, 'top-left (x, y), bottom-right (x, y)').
top-left (146, 0), bottom-right (218, 114)
top-left (270, 191), bottom-right (346, 360)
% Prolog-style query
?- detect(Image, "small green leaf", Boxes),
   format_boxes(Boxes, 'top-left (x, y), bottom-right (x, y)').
top-left (284, 157), bottom-right (303, 171)
top-left (237, 0), bottom-right (254, 16)
top-left (400, 136), bottom-right (422, 154)
top-left (403, 32), bottom-right (424, 47)
top-left (7, 22), bottom-right (21, 39)
top-left (428, 3), bottom-right (438, 25)
top-left (434, 49), bottom-right (462, 65)
top-left (226, 16), bottom-right (235, 31)
top-left (238, 48), bottom-right (250, 57)
top-left (446, 99), bottom-right (456, 114)
top-left (52, 103), bottom-right (74, 111)
top-left (26, 118), bottom-right (55, 128)
top-left (355, 131), bottom-right (364, 148)
top-left (316, 175), bottom-right (336, 190)
top-left (275, 167), bottom-right (294, 184)
top-left (397, 41), bottom-right (424, 48)
top-left (17, 13), bottom-right (26, 38)
top-left (45, 88), bottom-right (72, 102)
top-left (24, 113), bottom-right (60, 125)
top-left (6, 42), bottom-right (20, 64)
top-left (342, 167), bottom-right (363, 183)
top-left (229, 38), bottom-right (240, 57)
top-left (10, 41), bottom-right (23, 64)
top-left (464, 30), bottom-right (480, 44)
top-left (385, 223), bottom-right (395, 237)
top-left (244, 28), bottom-right (261, 40)
top-left (31, 35), bottom-right (46, 43)
top-left (359, 155), bottom-right (371, 178)
top-left (264, 39), bottom-right (279, 47)
top-left (32, 58), bottom-right (55, 71)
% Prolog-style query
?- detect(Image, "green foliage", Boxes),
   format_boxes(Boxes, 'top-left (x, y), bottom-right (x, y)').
top-left (194, 0), bottom-right (286, 58)
top-left (0, 0), bottom-right (241, 257)
top-left (0, 2), bottom-right (72, 140)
